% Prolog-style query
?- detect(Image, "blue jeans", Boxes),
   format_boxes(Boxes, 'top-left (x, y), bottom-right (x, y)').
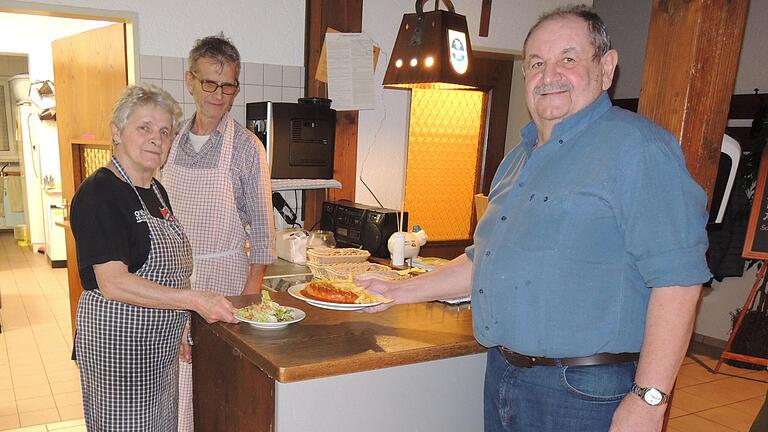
top-left (484, 347), bottom-right (636, 431)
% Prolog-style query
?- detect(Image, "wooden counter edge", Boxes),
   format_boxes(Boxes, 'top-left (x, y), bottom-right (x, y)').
top-left (191, 313), bottom-right (485, 384)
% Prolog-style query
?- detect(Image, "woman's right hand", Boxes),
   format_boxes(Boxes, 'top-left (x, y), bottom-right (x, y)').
top-left (192, 291), bottom-right (238, 323)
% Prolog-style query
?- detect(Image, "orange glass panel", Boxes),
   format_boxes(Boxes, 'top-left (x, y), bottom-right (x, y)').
top-left (83, 147), bottom-right (112, 177)
top-left (404, 88), bottom-right (484, 241)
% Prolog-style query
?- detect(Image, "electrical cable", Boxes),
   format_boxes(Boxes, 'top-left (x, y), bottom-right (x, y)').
top-left (293, 189), bottom-right (303, 228)
top-left (358, 48), bottom-right (389, 209)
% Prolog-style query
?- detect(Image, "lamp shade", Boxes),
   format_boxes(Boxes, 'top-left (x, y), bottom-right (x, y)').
top-left (383, 2), bottom-right (477, 90)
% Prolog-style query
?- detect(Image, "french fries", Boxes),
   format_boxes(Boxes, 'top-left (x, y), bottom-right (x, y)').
top-left (323, 279), bottom-right (393, 304)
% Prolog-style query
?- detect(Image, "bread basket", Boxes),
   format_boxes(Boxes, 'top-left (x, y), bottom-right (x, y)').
top-left (306, 247), bottom-right (371, 265)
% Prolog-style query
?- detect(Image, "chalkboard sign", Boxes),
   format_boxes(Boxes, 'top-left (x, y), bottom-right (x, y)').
top-left (743, 149), bottom-right (768, 259)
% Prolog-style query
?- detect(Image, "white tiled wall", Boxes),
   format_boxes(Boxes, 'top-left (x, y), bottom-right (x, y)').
top-left (139, 55), bottom-right (307, 230)
top-left (139, 55), bottom-right (305, 126)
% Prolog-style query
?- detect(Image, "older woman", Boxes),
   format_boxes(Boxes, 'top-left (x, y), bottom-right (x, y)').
top-left (70, 83), bottom-right (238, 431)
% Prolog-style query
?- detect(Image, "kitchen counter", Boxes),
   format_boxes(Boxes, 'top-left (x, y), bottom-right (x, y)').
top-left (191, 288), bottom-right (486, 431)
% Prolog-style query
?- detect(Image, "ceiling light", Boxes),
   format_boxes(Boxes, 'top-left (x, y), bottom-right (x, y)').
top-left (383, 0), bottom-right (477, 90)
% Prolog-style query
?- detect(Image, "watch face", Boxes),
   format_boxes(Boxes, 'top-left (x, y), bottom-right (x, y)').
top-left (643, 388), bottom-right (663, 406)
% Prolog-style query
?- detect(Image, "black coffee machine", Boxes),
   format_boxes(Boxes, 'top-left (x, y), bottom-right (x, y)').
top-left (245, 97), bottom-right (335, 179)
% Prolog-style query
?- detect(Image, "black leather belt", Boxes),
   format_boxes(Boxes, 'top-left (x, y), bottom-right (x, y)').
top-left (500, 347), bottom-right (639, 368)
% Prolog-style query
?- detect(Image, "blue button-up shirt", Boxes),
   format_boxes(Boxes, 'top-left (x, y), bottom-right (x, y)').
top-left (467, 92), bottom-right (711, 357)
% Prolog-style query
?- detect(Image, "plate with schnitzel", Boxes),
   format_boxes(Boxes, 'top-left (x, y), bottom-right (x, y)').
top-left (287, 280), bottom-right (392, 311)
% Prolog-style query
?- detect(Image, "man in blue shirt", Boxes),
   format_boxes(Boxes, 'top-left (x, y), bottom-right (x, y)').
top-left (361, 5), bottom-right (711, 432)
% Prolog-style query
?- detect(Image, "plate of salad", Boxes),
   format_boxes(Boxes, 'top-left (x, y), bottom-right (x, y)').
top-left (235, 291), bottom-right (306, 329)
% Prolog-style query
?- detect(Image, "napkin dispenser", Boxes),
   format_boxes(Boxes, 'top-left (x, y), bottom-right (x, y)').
top-left (276, 228), bottom-right (310, 264)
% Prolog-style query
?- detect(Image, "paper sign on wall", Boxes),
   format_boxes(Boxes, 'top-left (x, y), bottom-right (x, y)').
top-left (322, 32), bottom-right (376, 111)
top-left (316, 29), bottom-right (380, 83)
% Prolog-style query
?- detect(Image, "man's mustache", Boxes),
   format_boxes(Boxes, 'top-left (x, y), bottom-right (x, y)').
top-left (534, 82), bottom-right (571, 95)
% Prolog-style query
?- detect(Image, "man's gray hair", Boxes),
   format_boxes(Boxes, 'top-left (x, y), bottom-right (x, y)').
top-left (110, 83), bottom-right (183, 141)
top-left (523, 4), bottom-right (611, 61)
top-left (188, 32), bottom-right (241, 80)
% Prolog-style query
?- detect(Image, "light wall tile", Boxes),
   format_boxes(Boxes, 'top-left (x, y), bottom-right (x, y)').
top-left (243, 63), bottom-right (264, 85)
top-left (282, 66), bottom-right (301, 88)
top-left (264, 64), bottom-right (282, 86)
top-left (300, 66), bottom-right (306, 87)
top-left (161, 80), bottom-right (184, 105)
top-left (138, 76), bottom-right (165, 89)
top-left (233, 88), bottom-right (245, 107)
top-left (182, 103), bottom-right (196, 120)
top-left (181, 83), bottom-right (193, 105)
top-left (140, 55), bottom-right (162, 79)
top-left (161, 56), bottom-right (184, 80)
top-left (282, 87), bottom-right (301, 104)
top-left (230, 106), bottom-right (245, 125)
top-left (264, 86), bottom-right (282, 102)
top-left (243, 85), bottom-right (264, 104)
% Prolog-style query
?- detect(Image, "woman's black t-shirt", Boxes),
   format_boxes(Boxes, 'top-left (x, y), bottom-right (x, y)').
top-left (70, 168), bottom-right (173, 290)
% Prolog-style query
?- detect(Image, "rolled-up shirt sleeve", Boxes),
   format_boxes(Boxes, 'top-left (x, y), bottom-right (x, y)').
top-left (618, 128), bottom-right (711, 288)
top-left (236, 132), bottom-right (276, 264)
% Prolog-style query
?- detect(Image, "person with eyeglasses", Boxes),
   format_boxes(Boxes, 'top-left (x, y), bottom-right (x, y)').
top-left (161, 33), bottom-right (276, 432)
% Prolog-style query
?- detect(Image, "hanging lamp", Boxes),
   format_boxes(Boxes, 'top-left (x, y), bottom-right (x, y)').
top-left (383, 0), bottom-right (477, 90)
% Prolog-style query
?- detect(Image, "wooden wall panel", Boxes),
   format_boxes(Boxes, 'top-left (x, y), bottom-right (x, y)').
top-left (638, 0), bottom-right (749, 204)
top-left (474, 52), bottom-right (514, 196)
top-left (304, 0), bottom-right (363, 227)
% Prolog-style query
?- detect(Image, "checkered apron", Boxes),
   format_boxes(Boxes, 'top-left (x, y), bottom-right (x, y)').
top-left (163, 114), bottom-right (249, 432)
top-left (75, 156), bottom-right (192, 431)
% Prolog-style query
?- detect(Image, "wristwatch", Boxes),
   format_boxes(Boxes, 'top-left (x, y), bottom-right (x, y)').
top-left (630, 383), bottom-right (670, 406)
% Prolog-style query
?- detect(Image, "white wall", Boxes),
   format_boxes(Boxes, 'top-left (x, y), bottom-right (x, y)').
top-left (0, 13), bottom-right (112, 185)
top-left (594, 0), bottom-right (768, 99)
top-left (357, 0), bottom-right (591, 210)
top-left (20, 0), bottom-right (305, 66)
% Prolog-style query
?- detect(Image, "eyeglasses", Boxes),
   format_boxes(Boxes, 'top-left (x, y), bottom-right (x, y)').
top-left (190, 71), bottom-right (239, 95)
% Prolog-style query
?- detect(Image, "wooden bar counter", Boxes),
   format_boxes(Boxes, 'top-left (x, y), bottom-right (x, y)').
top-left (191, 290), bottom-right (486, 432)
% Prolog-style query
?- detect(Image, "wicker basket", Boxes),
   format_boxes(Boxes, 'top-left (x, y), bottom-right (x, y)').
top-left (306, 247), bottom-right (370, 265)
top-left (325, 262), bottom-right (392, 280)
top-left (306, 262), bottom-right (332, 279)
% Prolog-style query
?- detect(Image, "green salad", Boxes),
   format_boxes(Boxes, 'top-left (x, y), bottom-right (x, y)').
top-left (236, 291), bottom-right (295, 323)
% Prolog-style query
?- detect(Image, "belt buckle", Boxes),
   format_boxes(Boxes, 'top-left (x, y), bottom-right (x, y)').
top-left (527, 355), bottom-right (537, 367)
top-left (502, 348), bottom-right (535, 368)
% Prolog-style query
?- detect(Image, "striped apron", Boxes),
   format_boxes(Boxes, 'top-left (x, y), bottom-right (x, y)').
top-left (163, 113), bottom-right (249, 431)
top-left (75, 156), bottom-right (192, 431)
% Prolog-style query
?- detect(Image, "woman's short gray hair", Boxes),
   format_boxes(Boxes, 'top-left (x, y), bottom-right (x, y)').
top-left (110, 83), bottom-right (183, 140)
top-left (188, 32), bottom-right (241, 81)
top-left (523, 4), bottom-right (611, 62)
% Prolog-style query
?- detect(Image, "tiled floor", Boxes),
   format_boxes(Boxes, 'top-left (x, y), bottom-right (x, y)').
top-left (0, 233), bottom-right (84, 431)
top-left (0, 232), bottom-right (765, 431)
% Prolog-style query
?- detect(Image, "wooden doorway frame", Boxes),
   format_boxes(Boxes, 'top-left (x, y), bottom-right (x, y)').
top-left (417, 50), bottom-right (517, 260)
top-left (0, 2), bottom-right (139, 336)
top-left (0, 1), bottom-right (139, 84)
